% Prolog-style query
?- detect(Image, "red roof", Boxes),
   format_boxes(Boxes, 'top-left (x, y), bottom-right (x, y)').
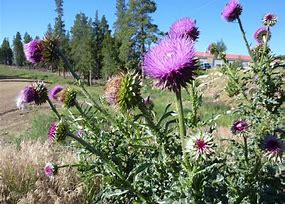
top-left (196, 52), bottom-right (251, 61)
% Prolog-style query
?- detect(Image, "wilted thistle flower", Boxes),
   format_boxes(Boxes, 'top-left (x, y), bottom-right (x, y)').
top-left (254, 27), bottom-right (271, 44)
top-left (41, 35), bottom-right (60, 63)
top-left (48, 121), bottom-right (68, 142)
top-left (32, 81), bottom-right (48, 105)
top-left (104, 72), bottom-right (142, 111)
top-left (143, 37), bottom-right (198, 92)
top-left (221, 0), bottom-right (243, 22)
top-left (263, 13), bottom-right (278, 27)
top-left (24, 40), bottom-right (43, 63)
top-left (261, 135), bottom-right (284, 161)
top-left (231, 120), bottom-right (249, 134)
top-left (185, 132), bottom-right (214, 160)
top-left (56, 87), bottom-right (77, 108)
top-left (44, 162), bottom-right (57, 177)
top-left (169, 17), bottom-right (200, 41)
top-left (16, 86), bottom-right (36, 109)
top-left (49, 85), bottom-right (63, 100)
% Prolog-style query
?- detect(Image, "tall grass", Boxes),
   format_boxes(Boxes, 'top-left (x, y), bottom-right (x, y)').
top-left (0, 141), bottom-right (85, 203)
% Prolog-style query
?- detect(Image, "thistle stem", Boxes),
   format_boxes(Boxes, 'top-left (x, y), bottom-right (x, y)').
top-left (243, 135), bottom-right (249, 164)
top-left (47, 97), bottom-right (61, 119)
top-left (67, 132), bottom-right (150, 203)
top-left (237, 17), bottom-right (255, 63)
top-left (175, 89), bottom-right (186, 158)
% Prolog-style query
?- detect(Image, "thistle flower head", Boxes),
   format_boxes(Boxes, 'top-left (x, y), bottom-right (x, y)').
top-left (56, 87), bottom-right (77, 108)
top-left (261, 135), bottom-right (284, 161)
top-left (44, 162), bottom-right (57, 177)
top-left (104, 72), bottom-right (142, 111)
top-left (231, 120), bottom-right (249, 134)
top-left (48, 121), bottom-right (68, 142)
top-left (263, 13), bottom-right (278, 27)
top-left (143, 37), bottom-right (198, 92)
top-left (16, 85), bottom-right (37, 109)
top-left (222, 0), bottom-right (243, 22)
top-left (41, 35), bottom-right (60, 63)
top-left (32, 81), bottom-right (48, 105)
top-left (185, 132), bottom-right (214, 160)
top-left (254, 27), bottom-right (271, 44)
top-left (49, 85), bottom-right (63, 100)
top-left (24, 40), bottom-right (43, 63)
top-left (169, 18), bottom-right (199, 41)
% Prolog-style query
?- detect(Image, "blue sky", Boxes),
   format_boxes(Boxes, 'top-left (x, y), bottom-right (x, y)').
top-left (1, 0), bottom-right (285, 55)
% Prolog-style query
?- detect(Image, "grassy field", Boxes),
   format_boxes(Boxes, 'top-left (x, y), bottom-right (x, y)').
top-left (0, 65), bottom-right (234, 142)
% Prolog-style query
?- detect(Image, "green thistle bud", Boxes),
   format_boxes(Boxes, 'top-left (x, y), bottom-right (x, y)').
top-left (104, 72), bottom-right (142, 111)
top-left (57, 88), bottom-right (77, 108)
top-left (33, 81), bottom-right (48, 105)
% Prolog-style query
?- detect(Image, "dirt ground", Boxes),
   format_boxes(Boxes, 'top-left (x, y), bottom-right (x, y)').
top-left (0, 80), bottom-right (49, 143)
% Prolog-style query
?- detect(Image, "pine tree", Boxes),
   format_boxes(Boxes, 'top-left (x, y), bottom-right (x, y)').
top-left (128, 0), bottom-right (159, 76)
top-left (92, 11), bottom-right (102, 79)
top-left (114, 0), bottom-right (136, 69)
top-left (70, 13), bottom-right (95, 85)
top-left (54, 0), bottom-right (65, 38)
top-left (13, 32), bottom-right (25, 66)
top-left (101, 29), bottom-right (120, 79)
top-left (23, 32), bottom-right (32, 44)
top-left (0, 38), bottom-right (13, 65)
top-left (45, 23), bottom-right (54, 36)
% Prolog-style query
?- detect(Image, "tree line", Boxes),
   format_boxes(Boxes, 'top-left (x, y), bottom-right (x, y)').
top-left (0, 0), bottom-right (161, 83)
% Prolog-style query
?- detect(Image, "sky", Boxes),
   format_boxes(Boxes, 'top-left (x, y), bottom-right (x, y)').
top-left (1, 0), bottom-right (285, 55)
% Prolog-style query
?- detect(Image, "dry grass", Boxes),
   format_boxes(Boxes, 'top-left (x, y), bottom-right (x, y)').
top-left (0, 141), bottom-right (86, 204)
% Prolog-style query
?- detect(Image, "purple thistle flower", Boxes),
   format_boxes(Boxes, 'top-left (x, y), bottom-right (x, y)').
top-left (24, 40), bottom-right (43, 63)
top-left (254, 27), bottom-right (271, 44)
top-left (16, 86), bottom-right (36, 109)
top-left (221, 0), bottom-right (243, 22)
top-left (44, 162), bottom-right (57, 177)
top-left (48, 122), bottom-right (58, 142)
top-left (169, 18), bottom-right (200, 41)
top-left (261, 135), bottom-right (284, 160)
top-left (49, 85), bottom-right (63, 100)
top-left (263, 13), bottom-right (278, 27)
top-left (231, 120), bottom-right (249, 134)
top-left (143, 37), bottom-right (197, 92)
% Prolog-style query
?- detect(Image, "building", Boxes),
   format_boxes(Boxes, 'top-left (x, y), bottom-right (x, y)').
top-left (196, 52), bottom-right (251, 68)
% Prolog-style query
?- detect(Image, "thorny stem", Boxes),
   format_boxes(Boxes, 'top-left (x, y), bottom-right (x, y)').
top-left (67, 132), bottom-right (151, 203)
top-left (47, 97), bottom-right (61, 119)
top-left (237, 17), bottom-right (256, 65)
top-left (175, 89), bottom-right (187, 159)
top-left (243, 135), bottom-right (249, 164)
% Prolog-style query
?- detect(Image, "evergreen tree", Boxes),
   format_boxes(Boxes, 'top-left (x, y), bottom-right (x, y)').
top-left (128, 0), bottom-right (159, 75)
top-left (13, 32), bottom-right (25, 66)
top-left (70, 13), bottom-right (95, 85)
top-left (114, 0), bottom-right (136, 69)
top-left (0, 38), bottom-right (13, 65)
top-left (101, 29), bottom-right (120, 79)
top-left (114, 0), bottom-right (159, 71)
top-left (23, 32), bottom-right (32, 44)
top-left (54, 0), bottom-right (65, 38)
top-left (92, 11), bottom-right (102, 79)
top-left (45, 23), bottom-right (54, 36)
